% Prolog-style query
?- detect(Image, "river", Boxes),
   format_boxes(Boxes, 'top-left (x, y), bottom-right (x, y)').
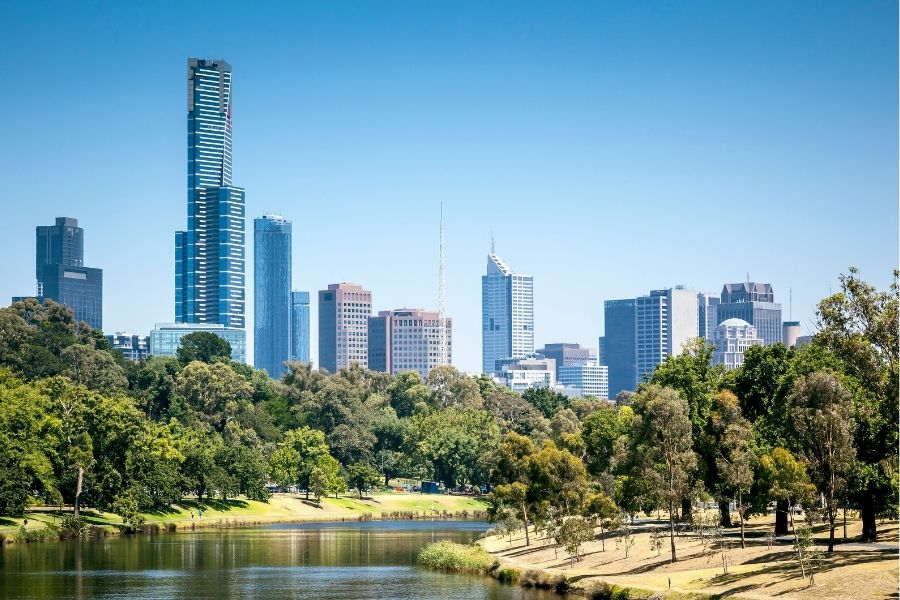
top-left (0, 520), bottom-right (561, 599)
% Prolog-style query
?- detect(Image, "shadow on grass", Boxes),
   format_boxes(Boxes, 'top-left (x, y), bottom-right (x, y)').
top-left (0, 517), bottom-right (18, 526)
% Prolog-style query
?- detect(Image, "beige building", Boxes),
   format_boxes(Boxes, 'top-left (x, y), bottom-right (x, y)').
top-left (318, 283), bottom-right (372, 373)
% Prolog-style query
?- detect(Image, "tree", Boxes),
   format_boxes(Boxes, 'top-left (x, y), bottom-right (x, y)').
top-left (584, 492), bottom-right (618, 551)
top-left (345, 462), bottom-right (381, 498)
top-left (269, 446), bottom-right (300, 489)
top-left (630, 385), bottom-right (697, 563)
top-left (309, 467), bottom-right (328, 502)
top-left (816, 268), bottom-right (898, 542)
top-left (716, 417), bottom-right (755, 548)
top-left (491, 482), bottom-right (531, 545)
top-left (176, 332), bottom-right (232, 365)
top-left (61, 344), bottom-right (128, 393)
top-left (582, 405), bottom-right (629, 476)
top-left (556, 516), bottom-right (595, 567)
top-left (790, 371), bottom-right (855, 552)
top-left (521, 387), bottom-right (569, 419)
top-left (174, 361), bottom-right (253, 432)
top-left (275, 426), bottom-right (331, 499)
top-left (426, 366), bottom-right (483, 409)
top-left (758, 448), bottom-right (815, 535)
top-left (525, 442), bottom-right (589, 519)
top-left (413, 408), bottom-right (500, 488)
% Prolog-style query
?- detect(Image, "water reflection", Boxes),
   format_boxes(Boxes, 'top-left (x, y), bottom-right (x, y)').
top-left (0, 521), bottom-right (560, 600)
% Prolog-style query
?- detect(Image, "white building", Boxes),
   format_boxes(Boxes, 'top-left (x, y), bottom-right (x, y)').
top-left (558, 362), bottom-right (609, 399)
top-left (497, 357), bottom-right (555, 393)
top-left (711, 318), bottom-right (763, 370)
top-left (635, 286), bottom-right (699, 385)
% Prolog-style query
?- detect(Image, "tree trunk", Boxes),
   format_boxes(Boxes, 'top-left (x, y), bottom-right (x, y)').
top-left (74, 466), bottom-right (84, 519)
top-left (843, 507), bottom-right (847, 541)
top-left (669, 499), bottom-right (677, 563)
top-left (775, 499), bottom-right (789, 535)
top-left (600, 524), bottom-right (605, 551)
top-left (680, 497), bottom-right (692, 522)
top-left (860, 495), bottom-right (877, 542)
top-left (827, 510), bottom-right (835, 552)
top-left (521, 502), bottom-right (530, 546)
top-left (719, 499), bottom-right (732, 527)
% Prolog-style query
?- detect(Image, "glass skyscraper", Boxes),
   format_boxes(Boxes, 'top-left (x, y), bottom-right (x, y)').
top-left (175, 58), bottom-right (246, 331)
top-left (291, 291), bottom-right (311, 364)
top-left (482, 251), bottom-right (533, 375)
top-left (716, 282), bottom-right (782, 346)
top-left (601, 298), bottom-right (637, 398)
top-left (253, 214), bottom-right (292, 379)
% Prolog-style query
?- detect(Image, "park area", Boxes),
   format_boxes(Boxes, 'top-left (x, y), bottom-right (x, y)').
top-left (480, 510), bottom-right (899, 599)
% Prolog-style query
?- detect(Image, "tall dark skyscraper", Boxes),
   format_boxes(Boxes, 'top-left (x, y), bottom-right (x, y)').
top-left (24, 217), bottom-right (102, 330)
top-left (175, 58), bottom-right (246, 329)
top-left (254, 214), bottom-right (292, 379)
top-left (291, 291), bottom-right (311, 364)
top-left (602, 298), bottom-right (636, 399)
top-left (716, 282), bottom-right (782, 346)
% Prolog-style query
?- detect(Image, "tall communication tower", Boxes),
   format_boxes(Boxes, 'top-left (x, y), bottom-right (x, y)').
top-left (438, 204), bottom-right (448, 365)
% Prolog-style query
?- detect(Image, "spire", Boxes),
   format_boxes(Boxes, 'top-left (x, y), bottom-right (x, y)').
top-left (439, 204), bottom-right (448, 366)
top-left (490, 228), bottom-right (495, 254)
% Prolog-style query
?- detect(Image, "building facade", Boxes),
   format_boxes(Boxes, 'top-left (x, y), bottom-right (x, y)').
top-left (536, 343), bottom-right (596, 379)
top-left (368, 308), bottom-right (452, 379)
top-left (175, 58), bottom-right (246, 330)
top-left (21, 217), bottom-right (103, 330)
top-left (318, 283), bottom-right (371, 373)
top-left (697, 292), bottom-right (720, 340)
top-left (711, 318), bottom-right (764, 370)
top-left (635, 287), bottom-right (698, 386)
top-left (106, 333), bottom-right (150, 361)
top-left (291, 291), bottom-right (311, 364)
top-left (558, 362), bottom-right (609, 399)
top-left (496, 357), bottom-right (556, 393)
top-left (602, 298), bottom-right (637, 398)
top-left (782, 321), bottom-right (801, 348)
top-left (150, 322), bottom-right (246, 363)
top-left (253, 214), bottom-right (291, 379)
top-left (482, 252), bottom-right (534, 374)
top-left (716, 282), bottom-right (782, 346)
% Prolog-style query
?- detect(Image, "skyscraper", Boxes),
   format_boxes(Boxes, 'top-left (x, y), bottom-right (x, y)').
top-left (482, 250), bottom-right (534, 375)
top-left (716, 282), bottom-right (782, 346)
top-left (291, 291), bottom-right (311, 364)
top-left (175, 58), bottom-right (246, 330)
top-left (635, 287), bottom-right (698, 386)
top-left (536, 343), bottom-right (596, 379)
top-left (254, 214), bottom-right (291, 379)
top-left (23, 217), bottom-right (103, 330)
top-left (368, 308), bottom-right (452, 379)
top-left (318, 283), bottom-right (371, 373)
top-left (602, 298), bottom-right (637, 398)
top-left (697, 292), bottom-right (720, 339)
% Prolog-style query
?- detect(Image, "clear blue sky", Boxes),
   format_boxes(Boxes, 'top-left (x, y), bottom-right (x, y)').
top-left (0, 1), bottom-right (896, 373)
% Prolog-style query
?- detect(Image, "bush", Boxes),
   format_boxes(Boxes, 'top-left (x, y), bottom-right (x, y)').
top-left (496, 566), bottom-right (521, 583)
top-left (519, 569), bottom-right (569, 592)
top-left (417, 540), bottom-right (499, 574)
top-left (59, 515), bottom-right (89, 539)
top-left (16, 523), bottom-right (60, 543)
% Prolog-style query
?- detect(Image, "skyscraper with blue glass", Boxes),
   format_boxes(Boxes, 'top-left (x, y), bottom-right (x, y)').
top-left (254, 214), bottom-right (292, 378)
top-left (175, 58), bottom-right (246, 331)
top-left (291, 291), bottom-right (311, 364)
top-left (482, 250), bottom-right (534, 375)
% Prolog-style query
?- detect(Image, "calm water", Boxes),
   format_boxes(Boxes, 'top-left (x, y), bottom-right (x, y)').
top-left (0, 520), bottom-right (560, 599)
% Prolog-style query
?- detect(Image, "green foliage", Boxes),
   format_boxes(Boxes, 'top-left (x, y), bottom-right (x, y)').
top-left (417, 540), bottom-right (498, 574)
top-left (345, 462), bottom-right (382, 498)
top-left (522, 387), bottom-right (569, 419)
top-left (175, 332), bottom-right (232, 365)
top-left (412, 408), bottom-right (499, 488)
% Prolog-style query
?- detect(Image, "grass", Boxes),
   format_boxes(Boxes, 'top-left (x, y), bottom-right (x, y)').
top-left (418, 540), bottom-right (499, 574)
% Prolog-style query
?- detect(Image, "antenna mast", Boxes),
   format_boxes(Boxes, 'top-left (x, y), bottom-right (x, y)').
top-left (439, 204), bottom-right (448, 366)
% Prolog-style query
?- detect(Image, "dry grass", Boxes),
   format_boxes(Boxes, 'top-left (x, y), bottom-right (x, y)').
top-left (480, 511), bottom-right (899, 600)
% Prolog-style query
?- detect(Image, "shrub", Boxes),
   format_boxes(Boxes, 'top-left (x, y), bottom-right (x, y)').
top-left (496, 566), bottom-right (521, 583)
top-left (16, 523), bottom-right (60, 543)
top-left (417, 540), bottom-right (499, 574)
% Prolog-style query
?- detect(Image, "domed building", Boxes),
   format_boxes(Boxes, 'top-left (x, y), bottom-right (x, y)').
top-left (711, 318), bottom-right (763, 370)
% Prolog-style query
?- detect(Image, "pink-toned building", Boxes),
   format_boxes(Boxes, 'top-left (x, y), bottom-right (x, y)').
top-left (318, 283), bottom-right (372, 373)
top-left (368, 308), bottom-right (452, 379)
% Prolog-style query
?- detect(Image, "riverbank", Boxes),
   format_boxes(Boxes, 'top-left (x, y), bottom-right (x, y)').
top-left (479, 513), bottom-right (899, 599)
top-left (0, 493), bottom-right (488, 544)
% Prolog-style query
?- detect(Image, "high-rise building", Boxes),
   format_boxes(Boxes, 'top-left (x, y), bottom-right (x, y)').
top-left (536, 343), bottom-right (596, 379)
top-left (558, 362), bottom-right (609, 399)
top-left (150, 322), bottom-right (246, 363)
top-left (716, 282), bottom-right (782, 346)
top-left (291, 291), bottom-right (311, 364)
top-left (175, 58), bottom-right (246, 330)
top-left (482, 250), bottom-right (534, 374)
top-left (253, 214), bottom-right (291, 379)
top-left (496, 356), bottom-right (556, 392)
top-left (697, 292), bottom-right (720, 340)
top-left (106, 333), bottom-right (150, 362)
top-left (318, 283), bottom-right (371, 373)
top-left (368, 308), bottom-right (452, 379)
top-left (635, 287), bottom-right (698, 386)
top-left (711, 318), bottom-right (764, 370)
top-left (602, 298), bottom-right (637, 398)
top-left (19, 217), bottom-right (103, 330)
top-left (782, 321), bottom-right (801, 348)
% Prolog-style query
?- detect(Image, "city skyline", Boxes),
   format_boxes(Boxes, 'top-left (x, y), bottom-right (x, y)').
top-left (0, 2), bottom-right (896, 373)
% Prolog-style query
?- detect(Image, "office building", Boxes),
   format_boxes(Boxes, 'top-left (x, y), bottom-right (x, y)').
top-left (536, 343), bottom-right (596, 379)
top-left (716, 282), bottom-right (782, 346)
top-left (602, 298), bottom-right (637, 398)
top-left (253, 214), bottom-right (291, 379)
top-left (150, 322), bottom-right (246, 363)
top-left (482, 250), bottom-right (534, 374)
top-left (318, 283), bottom-right (371, 373)
top-left (175, 58), bottom-right (246, 330)
top-left (368, 308), bottom-right (452, 379)
top-left (19, 217), bottom-right (103, 330)
top-left (558, 362), bottom-right (609, 399)
top-left (496, 357), bottom-right (556, 393)
top-left (635, 286), bottom-right (698, 386)
top-left (106, 333), bottom-right (150, 362)
top-left (697, 292), bottom-right (720, 339)
top-left (711, 318), bottom-right (763, 370)
top-left (783, 321), bottom-right (801, 348)
top-left (291, 291), bottom-right (311, 364)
